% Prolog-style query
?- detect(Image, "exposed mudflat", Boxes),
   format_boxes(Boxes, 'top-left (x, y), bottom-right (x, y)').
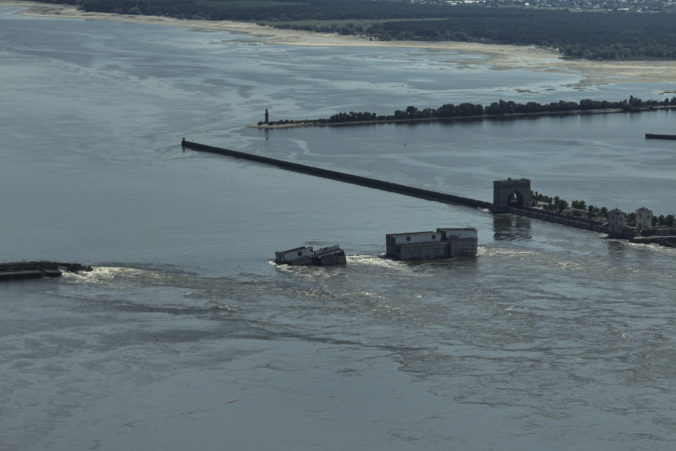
top-left (5, 0), bottom-right (676, 87)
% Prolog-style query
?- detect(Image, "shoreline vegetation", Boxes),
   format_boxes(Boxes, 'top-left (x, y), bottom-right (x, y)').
top-left (530, 194), bottom-right (675, 228)
top-left (526, 194), bottom-right (676, 246)
top-left (255, 96), bottom-right (676, 129)
top-left (4, 1), bottom-right (676, 60)
top-left (4, 1), bottom-right (676, 86)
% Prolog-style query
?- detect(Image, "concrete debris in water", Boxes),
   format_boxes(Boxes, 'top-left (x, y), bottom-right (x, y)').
top-left (0, 261), bottom-right (93, 281)
top-left (275, 245), bottom-right (346, 266)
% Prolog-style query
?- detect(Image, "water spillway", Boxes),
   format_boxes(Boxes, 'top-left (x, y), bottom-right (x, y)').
top-left (181, 139), bottom-right (493, 210)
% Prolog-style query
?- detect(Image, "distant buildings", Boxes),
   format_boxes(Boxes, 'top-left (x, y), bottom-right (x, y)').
top-left (608, 206), bottom-right (660, 238)
top-left (608, 208), bottom-right (626, 237)
top-left (431, 0), bottom-right (673, 13)
top-left (635, 207), bottom-right (653, 232)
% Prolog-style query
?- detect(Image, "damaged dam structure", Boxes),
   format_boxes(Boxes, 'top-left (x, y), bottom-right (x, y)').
top-left (181, 139), bottom-right (492, 210)
top-left (386, 228), bottom-right (478, 261)
top-left (275, 245), bottom-right (347, 266)
top-left (181, 140), bottom-right (630, 239)
top-left (0, 261), bottom-right (92, 281)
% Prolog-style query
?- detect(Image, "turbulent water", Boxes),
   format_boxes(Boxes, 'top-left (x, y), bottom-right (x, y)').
top-left (1, 6), bottom-right (676, 450)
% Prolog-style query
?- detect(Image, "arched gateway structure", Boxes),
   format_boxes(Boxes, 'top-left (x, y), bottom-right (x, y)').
top-left (493, 178), bottom-right (531, 212)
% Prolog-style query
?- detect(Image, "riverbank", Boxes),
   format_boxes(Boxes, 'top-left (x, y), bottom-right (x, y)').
top-left (4, 1), bottom-right (676, 87)
top-left (252, 104), bottom-right (676, 129)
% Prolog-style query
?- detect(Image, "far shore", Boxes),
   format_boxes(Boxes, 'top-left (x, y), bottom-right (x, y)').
top-left (252, 105), bottom-right (676, 129)
top-left (4, 0), bottom-right (676, 86)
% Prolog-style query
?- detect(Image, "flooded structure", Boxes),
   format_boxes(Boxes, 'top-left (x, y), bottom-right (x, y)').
top-left (275, 245), bottom-right (346, 266)
top-left (438, 227), bottom-right (479, 257)
top-left (493, 178), bottom-right (532, 212)
top-left (386, 228), bottom-right (478, 261)
top-left (0, 261), bottom-right (92, 281)
top-left (631, 207), bottom-right (676, 246)
top-left (275, 246), bottom-right (315, 266)
top-left (608, 208), bottom-right (626, 237)
top-left (386, 231), bottom-right (447, 261)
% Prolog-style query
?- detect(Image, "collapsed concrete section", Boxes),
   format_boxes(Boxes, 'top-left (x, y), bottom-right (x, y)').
top-left (275, 245), bottom-right (346, 266)
top-left (0, 261), bottom-right (93, 281)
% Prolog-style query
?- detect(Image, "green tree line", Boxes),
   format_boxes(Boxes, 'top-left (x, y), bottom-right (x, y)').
top-left (37, 1), bottom-right (676, 60)
top-left (315, 96), bottom-right (676, 124)
top-left (533, 192), bottom-right (675, 227)
top-left (361, 10), bottom-right (676, 59)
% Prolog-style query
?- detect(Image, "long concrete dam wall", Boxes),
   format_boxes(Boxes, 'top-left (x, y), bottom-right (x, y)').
top-left (181, 140), bottom-right (494, 210)
top-left (181, 140), bottom-right (613, 236)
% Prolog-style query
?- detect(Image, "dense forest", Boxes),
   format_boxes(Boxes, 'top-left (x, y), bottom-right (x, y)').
top-left (38, 1), bottom-right (676, 59)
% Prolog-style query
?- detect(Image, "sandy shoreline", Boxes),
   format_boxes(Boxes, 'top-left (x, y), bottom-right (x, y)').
top-left (3, 0), bottom-right (676, 85)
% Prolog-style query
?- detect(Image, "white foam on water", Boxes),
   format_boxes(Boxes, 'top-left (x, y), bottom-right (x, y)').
top-left (346, 254), bottom-right (407, 270)
top-left (61, 266), bottom-right (164, 285)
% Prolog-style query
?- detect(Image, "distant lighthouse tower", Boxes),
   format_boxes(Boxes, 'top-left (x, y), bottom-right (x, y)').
top-left (264, 109), bottom-right (269, 124)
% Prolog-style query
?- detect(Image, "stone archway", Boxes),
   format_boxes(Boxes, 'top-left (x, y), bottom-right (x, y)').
top-left (507, 190), bottom-right (524, 208)
top-left (493, 178), bottom-right (531, 212)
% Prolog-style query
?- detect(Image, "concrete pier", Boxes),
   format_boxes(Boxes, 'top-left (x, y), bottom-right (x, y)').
top-left (645, 133), bottom-right (676, 140)
top-left (181, 140), bottom-right (614, 236)
top-left (181, 139), bottom-right (493, 210)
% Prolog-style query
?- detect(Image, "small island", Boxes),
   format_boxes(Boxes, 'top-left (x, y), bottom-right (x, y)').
top-left (255, 96), bottom-right (676, 129)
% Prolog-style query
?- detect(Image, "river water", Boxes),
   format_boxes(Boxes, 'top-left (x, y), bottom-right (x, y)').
top-left (1, 6), bottom-right (676, 450)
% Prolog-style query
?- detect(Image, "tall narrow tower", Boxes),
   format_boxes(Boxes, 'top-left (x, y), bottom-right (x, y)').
top-left (608, 208), bottom-right (625, 237)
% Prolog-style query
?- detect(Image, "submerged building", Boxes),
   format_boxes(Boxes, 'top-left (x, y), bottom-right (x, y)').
top-left (386, 227), bottom-right (478, 261)
top-left (438, 227), bottom-right (479, 257)
top-left (275, 245), bottom-right (346, 266)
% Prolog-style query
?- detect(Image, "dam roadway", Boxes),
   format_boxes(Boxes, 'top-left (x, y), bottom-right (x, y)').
top-left (181, 139), bottom-right (493, 209)
top-left (181, 139), bottom-right (610, 236)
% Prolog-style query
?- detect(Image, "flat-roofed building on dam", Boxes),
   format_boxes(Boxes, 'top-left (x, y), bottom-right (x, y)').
top-left (438, 227), bottom-right (479, 257)
top-left (386, 227), bottom-right (478, 261)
